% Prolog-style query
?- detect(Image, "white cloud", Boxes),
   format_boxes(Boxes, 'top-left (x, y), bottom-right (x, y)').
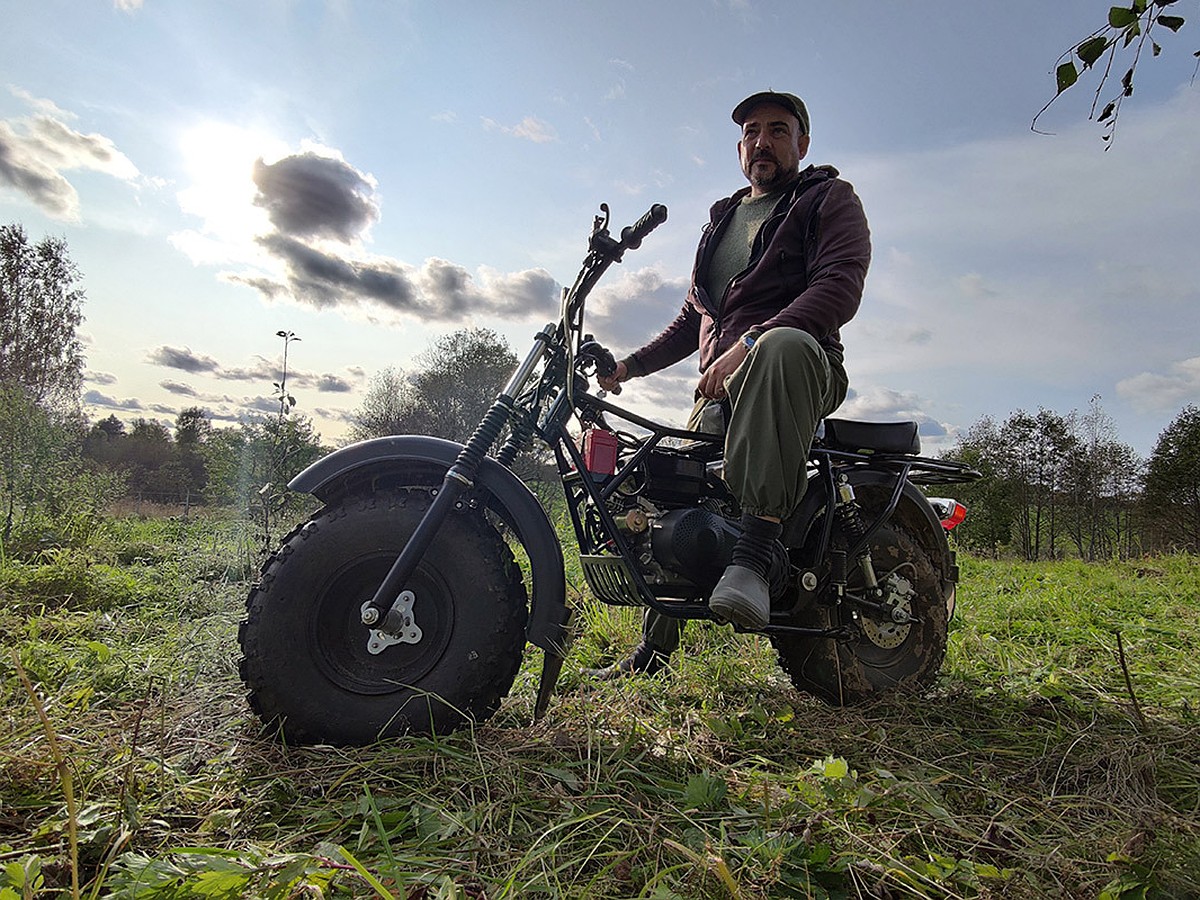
top-left (0, 91), bottom-right (140, 220)
top-left (1117, 357), bottom-right (1200, 411)
top-left (481, 115), bottom-right (558, 144)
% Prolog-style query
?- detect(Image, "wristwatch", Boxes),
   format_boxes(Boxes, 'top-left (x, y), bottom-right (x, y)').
top-left (740, 328), bottom-right (763, 351)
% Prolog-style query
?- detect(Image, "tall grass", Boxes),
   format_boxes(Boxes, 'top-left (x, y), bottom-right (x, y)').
top-left (2, 513), bottom-right (1197, 898)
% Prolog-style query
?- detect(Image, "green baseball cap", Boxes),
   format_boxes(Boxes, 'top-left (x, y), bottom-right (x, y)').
top-left (731, 91), bottom-right (810, 135)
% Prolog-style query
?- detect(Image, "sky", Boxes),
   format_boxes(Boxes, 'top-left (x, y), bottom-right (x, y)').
top-left (2, 1), bottom-right (1198, 458)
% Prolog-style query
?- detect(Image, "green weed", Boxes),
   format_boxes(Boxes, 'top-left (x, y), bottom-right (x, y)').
top-left (2, 512), bottom-right (1197, 898)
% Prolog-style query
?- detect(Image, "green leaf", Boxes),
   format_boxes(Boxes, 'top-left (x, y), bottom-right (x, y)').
top-left (1122, 20), bottom-right (1142, 45)
top-left (190, 870), bottom-right (251, 898)
top-left (1077, 36), bottom-right (1110, 67)
top-left (1156, 14), bottom-right (1185, 30)
top-left (1109, 6), bottom-right (1140, 27)
top-left (1098, 101), bottom-right (1117, 122)
top-left (542, 765), bottom-right (581, 791)
top-left (683, 772), bottom-right (727, 811)
top-left (815, 757), bottom-right (849, 779)
top-left (1153, 40), bottom-right (1162, 55)
top-left (1056, 61), bottom-right (1079, 94)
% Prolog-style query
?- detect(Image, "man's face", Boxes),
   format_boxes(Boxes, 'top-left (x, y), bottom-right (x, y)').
top-left (737, 102), bottom-right (810, 195)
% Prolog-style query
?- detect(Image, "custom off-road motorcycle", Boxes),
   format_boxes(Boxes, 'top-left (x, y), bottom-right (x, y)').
top-left (238, 203), bottom-right (981, 746)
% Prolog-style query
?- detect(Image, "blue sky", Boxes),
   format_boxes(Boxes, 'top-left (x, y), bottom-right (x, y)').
top-left (2, 1), bottom-right (1197, 457)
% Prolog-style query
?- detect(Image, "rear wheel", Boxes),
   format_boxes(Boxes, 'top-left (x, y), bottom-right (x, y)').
top-left (238, 487), bottom-right (527, 745)
top-left (772, 496), bottom-right (947, 705)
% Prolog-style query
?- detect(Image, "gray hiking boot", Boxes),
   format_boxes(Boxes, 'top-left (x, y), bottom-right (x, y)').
top-left (709, 564), bottom-right (771, 629)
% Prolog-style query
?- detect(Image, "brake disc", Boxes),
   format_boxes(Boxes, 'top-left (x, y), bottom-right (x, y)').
top-left (859, 574), bottom-right (914, 649)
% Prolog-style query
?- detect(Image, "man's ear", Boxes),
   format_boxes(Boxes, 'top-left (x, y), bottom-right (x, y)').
top-left (797, 134), bottom-right (811, 160)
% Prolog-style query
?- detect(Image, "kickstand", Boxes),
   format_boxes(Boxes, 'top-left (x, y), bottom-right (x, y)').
top-left (533, 649), bottom-right (565, 721)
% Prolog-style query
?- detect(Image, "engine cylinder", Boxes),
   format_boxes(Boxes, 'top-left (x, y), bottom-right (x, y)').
top-left (650, 508), bottom-right (739, 587)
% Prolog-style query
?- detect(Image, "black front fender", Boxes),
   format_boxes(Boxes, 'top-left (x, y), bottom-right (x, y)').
top-left (289, 435), bottom-right (570, 655)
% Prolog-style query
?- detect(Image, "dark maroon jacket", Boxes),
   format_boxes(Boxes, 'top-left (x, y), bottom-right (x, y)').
top-left (625, 164), bottom-right (871, 376)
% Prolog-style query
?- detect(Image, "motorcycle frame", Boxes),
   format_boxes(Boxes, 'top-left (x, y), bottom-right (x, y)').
top-left (291, 203), bottom-right (978, 719)
top-left (549, 387), bottom-right (972, 639)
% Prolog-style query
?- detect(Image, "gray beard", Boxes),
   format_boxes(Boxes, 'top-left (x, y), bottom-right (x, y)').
top-left (749, 159), bottom-right (793, 190)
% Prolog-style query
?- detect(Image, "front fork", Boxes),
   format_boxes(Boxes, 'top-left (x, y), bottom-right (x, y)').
top-left (359, 401), bottom-right (512, 638)
top-left (360, 326), bottom-right (555, 638)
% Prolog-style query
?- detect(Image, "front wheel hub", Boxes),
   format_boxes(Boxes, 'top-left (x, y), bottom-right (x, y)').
top-left (362, 591), bottom-right (424, 655)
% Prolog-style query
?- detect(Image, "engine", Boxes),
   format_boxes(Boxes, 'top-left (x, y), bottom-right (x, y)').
top-left (578, 443), bottom-right (790, 606)
top-left (601, 448), bottom-right (740, 595)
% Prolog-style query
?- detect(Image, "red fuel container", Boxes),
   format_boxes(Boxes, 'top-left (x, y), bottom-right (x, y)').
top-left (582, 427), bottom-right (619, 478)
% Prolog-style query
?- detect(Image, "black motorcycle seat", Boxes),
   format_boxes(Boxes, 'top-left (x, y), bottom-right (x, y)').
top-left (819, 419), bottom-right (921, 456)
top-left (673, 433), bottom-right (725, 460)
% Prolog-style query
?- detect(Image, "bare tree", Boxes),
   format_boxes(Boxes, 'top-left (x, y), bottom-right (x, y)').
top-left (1062, 398), bottom-right (1143, 560)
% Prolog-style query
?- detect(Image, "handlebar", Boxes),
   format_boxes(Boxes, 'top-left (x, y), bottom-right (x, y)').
top-left (578, 337), bottom-right (621, 393)
top-left (561, 202), bottom-right (667, 398)
top-left (620, 203), bottom-right (668, 251)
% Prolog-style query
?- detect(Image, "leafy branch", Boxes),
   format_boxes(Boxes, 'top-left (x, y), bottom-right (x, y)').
top-left (1034, 0), bottom-right (1196, 144)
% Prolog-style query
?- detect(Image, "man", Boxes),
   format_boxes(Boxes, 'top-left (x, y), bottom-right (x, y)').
top-left (588, 90), bottom-right (872, 678)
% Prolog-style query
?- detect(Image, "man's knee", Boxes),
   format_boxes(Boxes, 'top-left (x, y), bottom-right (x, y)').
top-left (748, 329), bottom-right (829, 387)
top-left (753, 327), bottom-right (823, 364)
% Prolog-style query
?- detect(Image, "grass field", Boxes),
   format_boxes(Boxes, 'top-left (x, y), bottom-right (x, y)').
top-left (2, 512), bottom-right (1197, 898)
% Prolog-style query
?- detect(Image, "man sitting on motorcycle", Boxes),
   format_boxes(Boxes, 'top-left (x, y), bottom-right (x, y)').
top-left (588, 90), bottom-right (872, 677)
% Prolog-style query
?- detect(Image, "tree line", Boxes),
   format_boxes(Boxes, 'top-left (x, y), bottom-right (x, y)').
top-left (939, 400), bottom-right (1199, 559)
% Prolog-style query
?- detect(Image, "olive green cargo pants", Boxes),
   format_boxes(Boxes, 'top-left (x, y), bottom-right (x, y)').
top-left (643, 327), bottom-right (849, 652)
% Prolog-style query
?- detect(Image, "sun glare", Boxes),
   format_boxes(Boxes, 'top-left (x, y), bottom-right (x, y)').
top-left (173, 121), bottom-right (287, 265)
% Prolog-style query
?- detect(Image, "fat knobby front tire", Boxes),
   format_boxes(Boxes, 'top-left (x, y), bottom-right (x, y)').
top-left (238, 488), bottom-right (528, 745)
top-left (773, 491), bottom-right (948, 705)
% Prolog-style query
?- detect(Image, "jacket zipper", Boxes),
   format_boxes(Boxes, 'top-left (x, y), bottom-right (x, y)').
top-left (711, 171), bottom-right (833, 345)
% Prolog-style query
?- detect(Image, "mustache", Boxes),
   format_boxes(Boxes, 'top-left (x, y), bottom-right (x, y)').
top-left (751, 150), bottom-right (778, 164)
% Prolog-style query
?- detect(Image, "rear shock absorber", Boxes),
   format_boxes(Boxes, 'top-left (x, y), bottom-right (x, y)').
top-left (833, 475), bottom-right (880, 594)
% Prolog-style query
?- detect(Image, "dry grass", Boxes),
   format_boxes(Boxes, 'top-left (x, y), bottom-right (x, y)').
top-left (2, 517), bottom-right (1198, 898)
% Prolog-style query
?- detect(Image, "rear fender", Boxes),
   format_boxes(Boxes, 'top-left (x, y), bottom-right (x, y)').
top-left (289, 435), bottom-right (570, 654)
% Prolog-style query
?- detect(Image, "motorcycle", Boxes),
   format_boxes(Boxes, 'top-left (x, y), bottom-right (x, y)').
top-left (238, 203), bottom-right (981, 746)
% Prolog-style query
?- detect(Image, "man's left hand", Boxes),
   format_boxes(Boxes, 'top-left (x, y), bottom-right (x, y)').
top-left (697, 340), bottom-right (750, 400)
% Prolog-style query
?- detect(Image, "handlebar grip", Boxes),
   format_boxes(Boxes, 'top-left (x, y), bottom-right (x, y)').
top-left (620, 203), bottom-right (668, 250)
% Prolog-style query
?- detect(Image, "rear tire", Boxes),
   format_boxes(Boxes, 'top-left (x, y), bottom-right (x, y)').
top-left (238, 488), bottom-right (527, 745)
top-left (772, 497), bottom-right (947, 705)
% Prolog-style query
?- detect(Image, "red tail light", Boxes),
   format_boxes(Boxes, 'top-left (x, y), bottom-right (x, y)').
top-left (928, 497), bottom-right (967, 530)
